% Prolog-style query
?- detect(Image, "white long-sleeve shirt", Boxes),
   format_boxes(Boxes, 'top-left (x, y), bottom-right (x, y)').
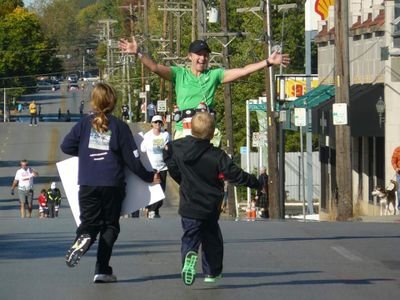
top-left (141, 130), bottom-right (170, 171)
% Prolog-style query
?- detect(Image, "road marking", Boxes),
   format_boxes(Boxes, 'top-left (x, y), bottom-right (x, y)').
top-left (331, 246), bottom-right (363, 262)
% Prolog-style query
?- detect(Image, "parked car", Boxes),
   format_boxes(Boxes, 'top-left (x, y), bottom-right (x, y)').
top-left (67, 74), bottom-right (78, 82)
top-left (68, 81), bottom-right (79, 91)
top-left (36, 80), bottom-right (59, 91)
top-left (82, 72), bottom-right (100, 82)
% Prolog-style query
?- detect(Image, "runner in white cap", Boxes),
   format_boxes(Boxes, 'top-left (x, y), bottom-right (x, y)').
top-left (141, 115), bottom-right (170, 218)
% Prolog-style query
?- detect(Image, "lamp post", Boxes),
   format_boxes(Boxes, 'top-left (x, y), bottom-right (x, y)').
top-left (376, 96), bottom-right (385, 128)
top-left (277, 3), bottom-right (297, 219)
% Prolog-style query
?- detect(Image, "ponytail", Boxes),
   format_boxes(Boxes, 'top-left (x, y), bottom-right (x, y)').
top-left (90, 83), bottom-right (117, 133)
top-left (92, 111), bottom-right (109, 133)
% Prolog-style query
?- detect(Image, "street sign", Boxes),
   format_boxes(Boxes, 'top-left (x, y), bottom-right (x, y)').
top-left (252, 132), bottom-right (268, 147)
top-left (332, 103), bottom-right (348, 125)
top-left (240, 146), bottom-right (248, 154)
top-left (145, 84), bottom-right (151, 92)
top-left (157, 100), bottom-right (167, 112)
top-left (139, 92), bottom-right (146, 99)
top-left (294, 107), bottom-right (307, 127)
top-left (249, 103), bottom-right (267, 111)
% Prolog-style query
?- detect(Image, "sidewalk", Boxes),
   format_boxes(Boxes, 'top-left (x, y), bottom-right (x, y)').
top-left (359, 214), bottom-right (400, 223)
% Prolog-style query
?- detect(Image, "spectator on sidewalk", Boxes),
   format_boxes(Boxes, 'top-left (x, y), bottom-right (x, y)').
top-left (141, 115), bottom-right (170, 218)
top-left (65, 110), bottom-right (71, 122)
top-left (29, 100), bottom-right (38, 126)
top-left (391, 146), bottom-right (400, 211)
top-left (11, 160), bottom-right (39, 218)
top-left (256, 167), bottom-right (269, 219)
top-left (121, 104), bottom-right (129, 121)
top-left (147, 102), bottom-right (156, 123)
top-left (221, 181), bottom-right (228, 213)
top-left (141, 101), bottom-right (146, 122)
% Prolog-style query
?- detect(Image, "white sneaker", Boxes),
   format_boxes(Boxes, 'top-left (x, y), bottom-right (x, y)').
top-left (93, 274), bottom-right (117, 283)
top-left (148, 211), bottom-right (155, 219)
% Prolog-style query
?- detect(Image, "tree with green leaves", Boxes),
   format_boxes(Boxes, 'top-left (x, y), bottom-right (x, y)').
top-left (0, 7), bottom-right (62, 94)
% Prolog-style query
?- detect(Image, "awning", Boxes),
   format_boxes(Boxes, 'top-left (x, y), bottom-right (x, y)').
top-left (286, 85), bottom-right (335, 109)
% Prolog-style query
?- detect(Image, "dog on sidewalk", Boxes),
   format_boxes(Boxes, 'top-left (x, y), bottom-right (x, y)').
top-left (371, 180), bottom-right (397, 216)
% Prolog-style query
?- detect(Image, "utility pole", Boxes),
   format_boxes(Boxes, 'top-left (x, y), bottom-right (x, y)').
top-left (334, 0), bottom-right (352, 220)
top-left (159, 0), bottom-right (168, 100)
top-left (82, 55), bottom-right (85, 76)
top-left (3, 88), bottom-right (6, 123)
top-left (192, 0), bottom-right (197, 40)
top-left (197, 0), bottom-right (207, 37)
top-left (219, 0), bottom-right (236, 216)
top-left (263, 0), bottom-right (280, 219)
top-left (143, 0), bottom-right (150, 122)
top-left (98, 19), bottom-right (117, 79)
top-left (305, 0), bottom-right (314, 215)
top-left (168, 9), bottom-right (174, 133)
top-left (119, 2), bottom-right (137, 121)
top-left (277, 3), bottom-right (297, 219)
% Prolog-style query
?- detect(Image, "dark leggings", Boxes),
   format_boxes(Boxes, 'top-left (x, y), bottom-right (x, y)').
top-left (181, 217), bottom-right (223, 276)
top-left (77, 185), bottom-right (125, 274)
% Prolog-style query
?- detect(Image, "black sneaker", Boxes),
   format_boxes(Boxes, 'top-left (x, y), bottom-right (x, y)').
top-left (65, 234), bottom-right (91, 267)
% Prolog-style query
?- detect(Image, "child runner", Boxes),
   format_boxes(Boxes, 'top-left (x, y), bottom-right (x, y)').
top-left (61, 82), bottom-right (158, 283)
top-left (163, 112), bottom-right (260, 286)
top-left (46, 182), bottom-right (61, 218)
top-left (38, 189), bottom-right (47, 218)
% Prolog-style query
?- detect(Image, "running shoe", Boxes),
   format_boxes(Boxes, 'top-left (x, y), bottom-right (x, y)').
top-left (204, 274), bottom-right (222, 283)
top-left (181, 251), bottom-right (198, 286)
top-left (65, 234), bottom-right (91, 267)
top-left (93, 274), bottom-right (117, 283)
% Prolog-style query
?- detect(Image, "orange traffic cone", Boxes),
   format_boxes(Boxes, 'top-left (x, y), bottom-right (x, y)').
top-left (250, 207), bottom-right (257, 220)
top-left (246, 206), bottom-right (251, 221)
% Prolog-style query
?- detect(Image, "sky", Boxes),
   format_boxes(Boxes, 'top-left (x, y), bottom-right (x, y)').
top-left (24, 0), bottom-right (34, 6)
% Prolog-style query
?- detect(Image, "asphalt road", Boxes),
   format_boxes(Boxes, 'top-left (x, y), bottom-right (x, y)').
top-left (0, 89), bottom-right (400, 300)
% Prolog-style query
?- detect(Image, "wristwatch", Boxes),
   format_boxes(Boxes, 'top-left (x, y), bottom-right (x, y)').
top-left (266, 58), bottom-right (273, 68)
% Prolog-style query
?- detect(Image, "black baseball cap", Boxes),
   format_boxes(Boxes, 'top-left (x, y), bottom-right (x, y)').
top-left (188, 40), bottom-right (211, 53)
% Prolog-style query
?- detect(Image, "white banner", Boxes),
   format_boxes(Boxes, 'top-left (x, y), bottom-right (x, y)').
top-left (56, 133), bottom-right (164, 226)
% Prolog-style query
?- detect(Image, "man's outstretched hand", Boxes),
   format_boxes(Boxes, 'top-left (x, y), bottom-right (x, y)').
top-left (268, 51), bottom-right (290, 67)
top-left (118, 37), bottom-right (138, 55)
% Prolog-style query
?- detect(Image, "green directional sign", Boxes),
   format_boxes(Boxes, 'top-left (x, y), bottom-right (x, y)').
top-left (248, 103), bottom-right (266, 111)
